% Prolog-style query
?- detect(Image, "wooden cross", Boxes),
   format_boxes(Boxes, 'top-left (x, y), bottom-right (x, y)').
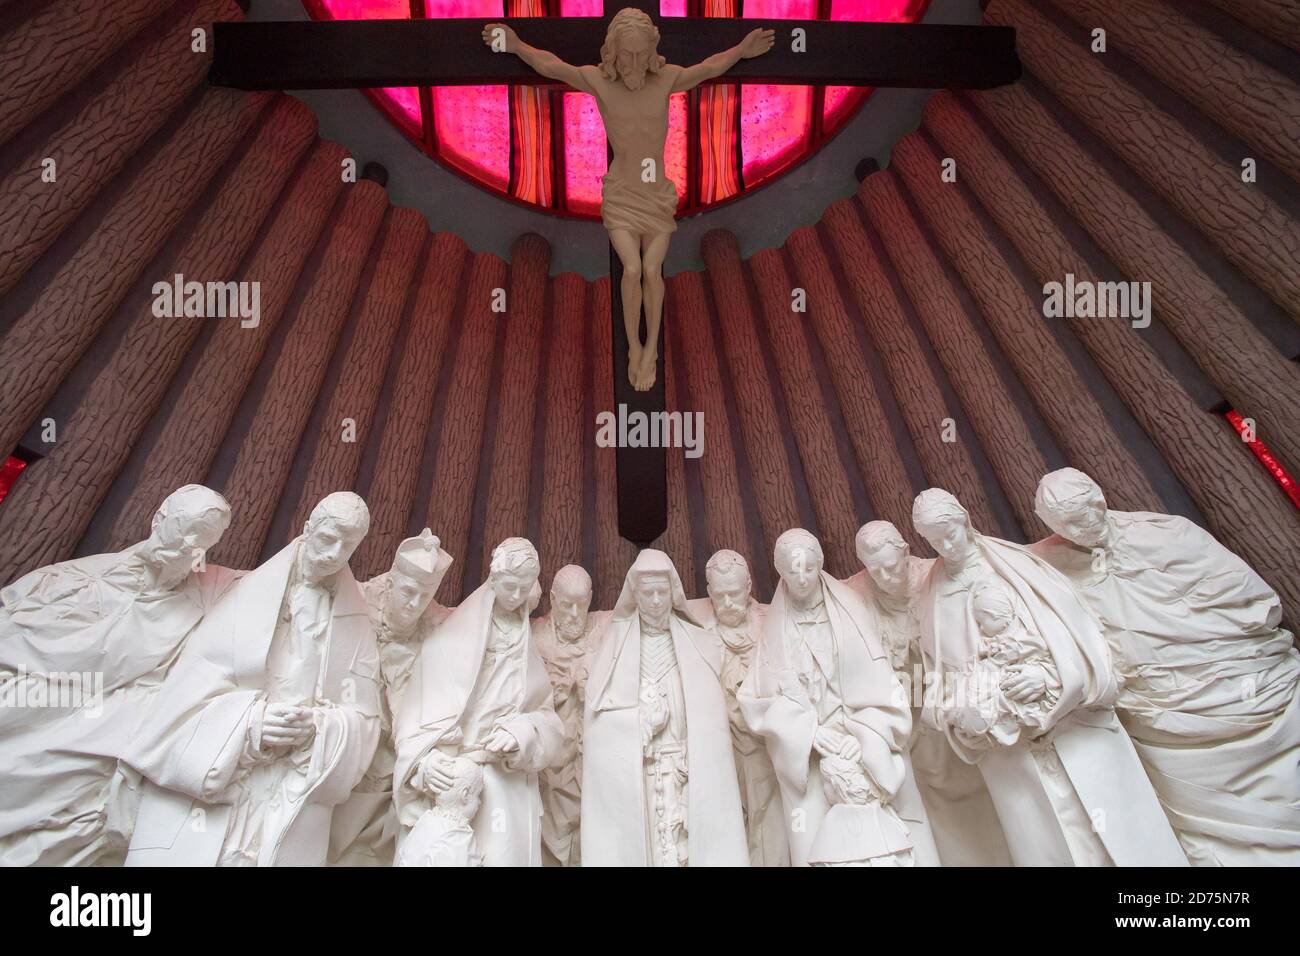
top-left (209, 4), bottom-right (1019, 545)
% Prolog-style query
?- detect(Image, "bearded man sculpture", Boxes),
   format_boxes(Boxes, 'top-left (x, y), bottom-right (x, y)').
top-left (484, 9), bottom-right (774, 392)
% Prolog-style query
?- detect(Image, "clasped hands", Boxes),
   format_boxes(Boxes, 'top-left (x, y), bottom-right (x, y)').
top-left (812, 725), bottom-right (862, 764)
top-left (256, 702), bottom-right (317, 754)
top-left (640, 691), bottom-right (670, 753)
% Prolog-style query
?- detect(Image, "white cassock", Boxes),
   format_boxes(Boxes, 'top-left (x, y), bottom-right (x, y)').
top-left (123, 540), bottom-right (380, 866)
top-left (582, 551), bottom-right (748, 867)
top-left (917, 532), bottom-right (1187, 867)
top-left (328, 576), bottom-right (451, 867)
top-left (534, 609), bottom-right (609, 867)
top-left (1033, 511), bottom-right (1300, 865)
top-left (687, 596), bottom-right (789, 867)
top-left (739, 571), bottom-right (938, 867)
top-left (844, 564), bottom-right (1011, 867)
top-left (0, 551), bottom-right (240, 866)
top-left (392, 582), bottom-right (564, 867)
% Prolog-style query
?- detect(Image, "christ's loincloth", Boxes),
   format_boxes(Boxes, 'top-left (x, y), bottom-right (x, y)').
top-left (601, 169), bottom-right (678, 237)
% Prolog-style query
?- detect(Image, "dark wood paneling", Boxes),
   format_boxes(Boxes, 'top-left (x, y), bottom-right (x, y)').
top-left (103, 140), bottom-right (349, 552)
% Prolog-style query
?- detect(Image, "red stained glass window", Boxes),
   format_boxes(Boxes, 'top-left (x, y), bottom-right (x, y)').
top-left (0, 456), bottom-right (26, 507)
top-left (304, 0), bottom-right (930, 217)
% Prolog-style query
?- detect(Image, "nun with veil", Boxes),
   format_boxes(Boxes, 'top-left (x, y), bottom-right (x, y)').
top-left (581, 549), bottom-right (747, 866)
top-left (910, 488), bottom-right (1187, 866)
top-left (738, 529), bottom-right (934, 867)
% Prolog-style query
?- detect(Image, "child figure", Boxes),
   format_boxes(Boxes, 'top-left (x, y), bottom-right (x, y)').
top-left (948, 579), bottom-right (1060, 751)
top-left (805, 754), bottom-right (914, 867)
top-left (396, 756), bottom-right (485, 867)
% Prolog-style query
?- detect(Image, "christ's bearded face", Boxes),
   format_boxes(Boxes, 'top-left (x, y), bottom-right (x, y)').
top-left (635, 572), bottom-right (673, 630)
top-left (551, 577), bottom-right (592, 641)
top-left (707, 566), bottom-right (751, 628)
top-left (614, 30), bottom-right (655, 90)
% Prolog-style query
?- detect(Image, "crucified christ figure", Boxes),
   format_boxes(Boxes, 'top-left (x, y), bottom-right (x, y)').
top-left (484, 9), bottom-right (775, 391)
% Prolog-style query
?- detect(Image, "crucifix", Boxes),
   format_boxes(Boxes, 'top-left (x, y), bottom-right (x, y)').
top-left (209, 4), bottom-right (1019, 545)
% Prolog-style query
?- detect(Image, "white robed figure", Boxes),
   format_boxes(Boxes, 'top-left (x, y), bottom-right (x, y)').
top-left (1031, 468), bottom-right (1300, 866)
top-left (739, 529), bottom-right (935, 867)
top-left (0, 485), bottom-right (237, 866)
top-left (329, 529), bottom-right (453, 867)
top-left (582, 549), bottom-right (748, 866)
top-left (392, 537), bottom-right (564, 867)
top-left (845, 520), bottom-right (1011, 867)
top-left (687, 549), bottom-right (789, 867)
top-left (123, 492), bottom-right (381, 867)
top-left (911, 488), bottom-right (1187, 867)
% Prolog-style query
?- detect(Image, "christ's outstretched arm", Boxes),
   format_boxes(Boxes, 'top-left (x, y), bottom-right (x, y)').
top-left (481, 23), bottom-right (596, 93)
top-left (671, 27), bottom-right (775, 92)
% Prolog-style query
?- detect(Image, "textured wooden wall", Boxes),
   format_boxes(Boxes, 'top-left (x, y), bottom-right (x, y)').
top-left (0, 0), bottom-right (1296, 620)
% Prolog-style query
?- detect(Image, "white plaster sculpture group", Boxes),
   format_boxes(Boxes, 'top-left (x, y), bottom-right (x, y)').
top-left (1, 468), bottom-right (1297, 867)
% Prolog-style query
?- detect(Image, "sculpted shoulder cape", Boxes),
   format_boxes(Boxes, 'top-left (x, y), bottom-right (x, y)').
top-left (917, 532), bottom-right (1187, 866)
top-left (122, 541), bottom-right (381, 866)
top-left (581, 552), bottom-right (748, 866)
top-left (0, 553), bottom-right (241, 866)
top-left (1033, 511), bottom-right (1300, 863)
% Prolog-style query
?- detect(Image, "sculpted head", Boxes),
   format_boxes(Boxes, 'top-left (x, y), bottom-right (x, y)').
top-left (385, 529), bottom-right (442, 632)
top-left (1035, 468), bottom-right (1109, 549)
top-left (705, 549), bottom-right (752, 628)
top-left (301, 492), bottom-right (370, 584)
top-left (634, 571), bottom-right (672, 630)
top-left (600, 8), bottom-right (665, 91)
top-left (434, 756), bottom-right (484, 823)
top-left (774, 529), bottom-right (824, 605)
top-left (144, 485), bottom-right (232, 586)
top-left (550, 564), bottom-right (593, 641)
top-left (489, 538), bottom-right (541, 614)
top-left (855, 521), bottom-right (911, 598)
top-left (970, 579), bottom-right (1016, 640)
top-left (912, 489), bottom-right (977, 566)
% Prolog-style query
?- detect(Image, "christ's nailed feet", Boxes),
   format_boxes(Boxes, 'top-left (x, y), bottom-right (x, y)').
top-left (635, 347), bottom-right (657, 392)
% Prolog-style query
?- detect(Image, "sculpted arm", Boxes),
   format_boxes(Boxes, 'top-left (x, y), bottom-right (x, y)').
top-left (671, 27), bottom-right (774, 92)
top-left (482, 22), bottom-right (596, 93)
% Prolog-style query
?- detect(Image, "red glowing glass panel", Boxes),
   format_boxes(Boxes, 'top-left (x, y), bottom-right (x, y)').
top-left (1226, 410), bottom-right (1300, 509)
top-left (563, 92), bottom-right (606, 215)
top-left (0, 456), bottom-right (26, 507)
top-left (741, 0), bottom-right (814, 186)
top-left (667, 92), bottom-right (689, 209)
top-left (304, 0), bottom-right (929, 215)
